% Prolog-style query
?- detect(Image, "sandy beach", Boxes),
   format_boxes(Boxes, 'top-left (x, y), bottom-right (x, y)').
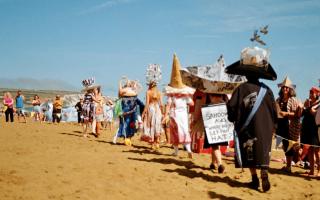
top-left (0, 118), bottom-right (319, 200)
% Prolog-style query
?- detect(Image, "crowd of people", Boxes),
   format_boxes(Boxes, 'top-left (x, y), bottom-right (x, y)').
top-left (1, 50), bottom-right (320, 193)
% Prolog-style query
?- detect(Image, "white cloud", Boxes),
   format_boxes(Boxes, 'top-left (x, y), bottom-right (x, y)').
top-left (78, 0), bottom-right (134, 15)
top-left (186, 0), bottom-right (320, 33)
top-left (184, 34), bottom-right (221, 39)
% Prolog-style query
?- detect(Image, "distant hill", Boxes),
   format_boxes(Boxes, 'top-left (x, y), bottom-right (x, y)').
top-left (0, 88), bottom-right (79, 108)
top-left (0, 78), bottom-right (79, 91)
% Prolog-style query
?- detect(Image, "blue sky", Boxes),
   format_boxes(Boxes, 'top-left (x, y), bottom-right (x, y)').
top-left (0, 0), bottom-right (319, 99)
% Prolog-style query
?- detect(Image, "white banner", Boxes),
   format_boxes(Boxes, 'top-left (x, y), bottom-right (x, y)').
top-left (201, 103), bottom-right (234, 144)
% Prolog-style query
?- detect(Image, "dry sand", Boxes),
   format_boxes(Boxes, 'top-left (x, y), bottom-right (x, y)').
top-left (0, 118), bottom-right (319, 200)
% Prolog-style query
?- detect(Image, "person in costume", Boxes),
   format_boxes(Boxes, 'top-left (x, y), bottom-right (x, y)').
top-left (276, 76), bottom-right (303, 173)
top-left (182, 55), bottom-right (244, 173)
top-left (226, 46), bottom-right (277, 192)
top-left (141, 64), bottom-right (163, 150)
top-left (163, 54), bottom-right (195, 158)
top-left (81, 78), bottom-right (99, 138)
top-left (301, 86), bottom-right (320, 176)
top-left (113, 77), bottom-right (144, 145)
top-left (204, 93), bottom-right (229, 173)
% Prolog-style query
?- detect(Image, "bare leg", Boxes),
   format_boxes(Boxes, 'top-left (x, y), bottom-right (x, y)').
top-left (212, 145), bottom-right (225, 173)
top-left (83, 123), bottom-right (88, 137)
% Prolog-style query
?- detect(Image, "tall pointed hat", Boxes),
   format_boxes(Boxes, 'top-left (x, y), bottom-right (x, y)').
top-left (164, 53), bottom-right (195, 95)
top-left (277, 76), bottom-right (296, 89)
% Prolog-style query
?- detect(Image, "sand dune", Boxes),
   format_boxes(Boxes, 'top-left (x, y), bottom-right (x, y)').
top-left (0, 118), bottom-right (319, 200)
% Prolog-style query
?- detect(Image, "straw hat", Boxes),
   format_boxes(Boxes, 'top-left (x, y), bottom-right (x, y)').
top-left (277, 76), bottom-right (296, 89)
top-left (164, 54), bottom-right (195, 95)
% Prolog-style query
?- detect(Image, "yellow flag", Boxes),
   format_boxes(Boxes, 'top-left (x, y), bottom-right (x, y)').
top-left (286, 140), bottom-right (297, 152)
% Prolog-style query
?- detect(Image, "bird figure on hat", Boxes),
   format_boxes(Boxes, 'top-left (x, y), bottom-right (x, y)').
top-left (260, 25), bottom-right (269, 35)
top-left (250, 25), bottom-right (268, 46)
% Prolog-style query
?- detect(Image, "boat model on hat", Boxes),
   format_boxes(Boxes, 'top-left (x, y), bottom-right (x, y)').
top-left (181, 55), bottom-right (246, 94)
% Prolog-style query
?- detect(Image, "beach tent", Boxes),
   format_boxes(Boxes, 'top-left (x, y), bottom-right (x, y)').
top-left (61, 107), bottom-right (78, 122)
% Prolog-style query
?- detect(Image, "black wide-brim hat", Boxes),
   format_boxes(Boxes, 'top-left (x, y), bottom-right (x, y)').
top-left (225, 60), bottom-right (277, 81)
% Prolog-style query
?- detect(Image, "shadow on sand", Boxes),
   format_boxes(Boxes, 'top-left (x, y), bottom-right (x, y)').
top-left (268, 167), bottom-right (320, 180)
top-left (208, 191), bottom-right (243, 200)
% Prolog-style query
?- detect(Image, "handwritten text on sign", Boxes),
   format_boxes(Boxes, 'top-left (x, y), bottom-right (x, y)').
top-left (201, 104), bottom-right (234, 144)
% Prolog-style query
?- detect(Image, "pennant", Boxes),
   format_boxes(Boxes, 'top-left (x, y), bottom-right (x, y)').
top-left (286, 140), bottom-right (298, 152)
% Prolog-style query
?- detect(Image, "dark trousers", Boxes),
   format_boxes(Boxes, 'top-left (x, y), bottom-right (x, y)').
top-left (52, 109), bottom-right (61, 123)
top-left (77, 112), bottom-right (82, 123)
top-left (5, 108), bottom-right (14, 122)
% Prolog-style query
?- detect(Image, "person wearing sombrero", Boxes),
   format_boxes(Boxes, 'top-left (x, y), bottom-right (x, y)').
top-left (163, 54), bottom-right (195, 158)
top-left (226, 46), bottom-right (277, 192)
top-left (275, 76), bottom-right (303, 173)
top-left (300, 86), bottom-right (320, 177)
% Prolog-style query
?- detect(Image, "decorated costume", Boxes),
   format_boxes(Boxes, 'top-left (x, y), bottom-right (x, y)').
top-left (141, 64), bottom-right (163, 144)
top-left (226, 34), bottom-right (277, 191)
top-left (115, 77), bottom-right (144, 144)
top-left (164, 54), bottom-right (195, 157)
top-left (81, 78), bottom-right (98, 123)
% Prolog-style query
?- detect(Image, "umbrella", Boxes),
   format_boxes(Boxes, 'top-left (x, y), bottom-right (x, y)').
top-left (180, 55), bottom-right (246, 94)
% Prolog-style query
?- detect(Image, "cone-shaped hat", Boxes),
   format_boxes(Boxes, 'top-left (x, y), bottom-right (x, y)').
top-left (164, 53), bottom-right (195, 95)
top-left (169, 54), bottom-right (185, 89)
top-left (277, 76), bottom-right (296, 89)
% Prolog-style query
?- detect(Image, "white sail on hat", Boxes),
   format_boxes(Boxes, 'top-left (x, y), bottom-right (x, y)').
top-left (181, 55), bottom-right (246, 94)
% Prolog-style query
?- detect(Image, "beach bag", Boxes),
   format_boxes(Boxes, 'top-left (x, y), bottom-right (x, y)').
top-left (114, 99), bottom-right (123, 117)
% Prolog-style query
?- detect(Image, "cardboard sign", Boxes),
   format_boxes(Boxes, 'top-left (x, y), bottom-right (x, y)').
top-left (201, 103), bottom-right (234, 144)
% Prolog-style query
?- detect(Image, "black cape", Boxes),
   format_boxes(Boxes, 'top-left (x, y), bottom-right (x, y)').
top-left (227, 80), bottom-right (277, 168)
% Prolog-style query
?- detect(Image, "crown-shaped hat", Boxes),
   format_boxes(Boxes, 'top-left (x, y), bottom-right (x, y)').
top-left (81, 77), bottom-right (101, 92)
